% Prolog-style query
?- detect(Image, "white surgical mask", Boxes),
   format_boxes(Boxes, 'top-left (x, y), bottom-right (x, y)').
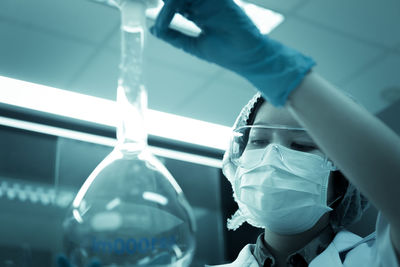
top-left (228, 143), bottom-right (336, 234)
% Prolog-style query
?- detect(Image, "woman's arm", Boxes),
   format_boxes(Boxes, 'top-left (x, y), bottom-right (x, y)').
top-left (287, 71), bottom-right (400, 253)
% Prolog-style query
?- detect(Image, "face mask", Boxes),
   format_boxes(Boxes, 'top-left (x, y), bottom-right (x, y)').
top-left (230, 143), bottom-right (336, 235)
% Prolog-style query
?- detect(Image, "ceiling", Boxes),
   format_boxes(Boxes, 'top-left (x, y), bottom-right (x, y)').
top-left (0, 0), bottom-right (399, 127)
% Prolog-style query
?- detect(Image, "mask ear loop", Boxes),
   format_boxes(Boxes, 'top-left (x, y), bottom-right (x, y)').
top-left (322, 156), bottom-right (338, 171)
top-left (327, 194), bottom-right (343, 208)
top-left (324, 156), bottom-right (341, 207)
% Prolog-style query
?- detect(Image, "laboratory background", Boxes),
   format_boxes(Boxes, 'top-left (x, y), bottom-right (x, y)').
top-left (0, 0), bottom-right (399, 266)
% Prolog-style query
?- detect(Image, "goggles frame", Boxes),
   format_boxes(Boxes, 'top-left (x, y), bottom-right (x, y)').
top-left (230, 124), bottom-right (329, 169)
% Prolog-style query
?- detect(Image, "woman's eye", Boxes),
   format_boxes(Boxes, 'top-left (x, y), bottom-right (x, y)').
top-left (249, 139), bottom-right (269, 148)
top-left (290, 142), bottom-right (317, 152)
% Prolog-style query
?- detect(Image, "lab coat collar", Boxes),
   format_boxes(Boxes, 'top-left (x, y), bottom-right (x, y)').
top-left (253, 225), bottom-right (335, 266)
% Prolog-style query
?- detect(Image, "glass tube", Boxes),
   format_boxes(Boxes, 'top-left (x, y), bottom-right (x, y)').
top-left (62, 1), bottom-right (196, 266)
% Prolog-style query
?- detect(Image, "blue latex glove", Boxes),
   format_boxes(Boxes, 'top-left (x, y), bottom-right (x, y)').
top-left (56, 255), bottom-right (101, 267)
top-left (151, 0), bottom-right (315, 107)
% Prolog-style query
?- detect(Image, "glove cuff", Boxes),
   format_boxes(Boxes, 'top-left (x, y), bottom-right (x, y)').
top-left (240, 39), bottom-right (316, 107)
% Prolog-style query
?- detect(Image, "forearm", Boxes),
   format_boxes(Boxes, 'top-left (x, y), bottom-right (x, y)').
top-left (286, 71), bottom-right (400, 228)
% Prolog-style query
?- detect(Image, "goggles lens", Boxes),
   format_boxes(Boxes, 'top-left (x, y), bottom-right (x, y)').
top-left (230, 125), bottom-right (320, 169)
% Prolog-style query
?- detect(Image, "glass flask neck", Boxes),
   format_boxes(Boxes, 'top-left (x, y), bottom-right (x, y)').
top-left (116, 0), bottom-right (148, 153)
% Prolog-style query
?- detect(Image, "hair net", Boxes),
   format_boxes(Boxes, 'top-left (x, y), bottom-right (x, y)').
top-left (222, 92), bottom-right (370, 232)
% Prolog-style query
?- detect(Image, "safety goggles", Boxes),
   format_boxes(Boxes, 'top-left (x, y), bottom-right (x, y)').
top-left (230, 124), bottom-right (322, 169)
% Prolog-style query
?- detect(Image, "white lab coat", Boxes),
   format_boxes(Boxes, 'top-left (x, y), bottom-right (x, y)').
top-left (207, 212), bottom-right (399, 267)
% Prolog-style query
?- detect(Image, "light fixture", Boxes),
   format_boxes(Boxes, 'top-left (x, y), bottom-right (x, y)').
top-left (145, 0), bottom-right (284, 36)
top-left (92, 0), bottom-right (283, 35)
top-left (0, 116), bottom-right (223, 168)
top-left (0, 75), bottom-right (231, 152)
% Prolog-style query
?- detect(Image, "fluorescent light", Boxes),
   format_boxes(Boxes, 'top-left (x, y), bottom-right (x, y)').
top-left (146, 4), bottom-right (201, 36)
top-left (146, 0), bottom-right (283, 36)
top-left (0, 75), bottom-right (231, 152)
top-left (0, 116), bottom-right (223, 168)
top-left (93, 1), bottom-right (283, 36)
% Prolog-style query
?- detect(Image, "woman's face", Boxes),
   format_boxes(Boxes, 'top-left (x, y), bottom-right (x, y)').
top-left (252, 102), bottom-right (323, 157)
top-left (252, 101), bottom-right (335, 203)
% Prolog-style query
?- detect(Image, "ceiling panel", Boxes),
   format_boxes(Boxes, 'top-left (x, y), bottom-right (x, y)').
top-left (297, 0), bottom-right (400, 47)
top-left (145, 34), bottom-right (220, 76)
top-left (67, 49), bottom-right (120, 100)
top-left (0, 0), bottom-right (398, 128)
top-left (107, 26), bottom-right (222, 76)
top-left (269, 17), bottom-right (383, 85)
top-left (0, 0), bottom-right (118, 45)
top-left (69, 47), bottom-right (215, 114)
top-left (0, 21), bottom-right (94, 90)
top-left (342, 53), bottom-right (400, 114)
top-left (247, 0), bottom-right (307, 13)
top-left (145, 58), bottom-right (218, 113)
top-left (104, 24), bottom-right (229, 114)
top-left (175, 72), bottom-right (256, 126)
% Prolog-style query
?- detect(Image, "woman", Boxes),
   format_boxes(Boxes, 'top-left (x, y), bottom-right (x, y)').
top-left (218, 92), bottom-right (371, 266)
top-left (152, 0), bottom-right (400, 266)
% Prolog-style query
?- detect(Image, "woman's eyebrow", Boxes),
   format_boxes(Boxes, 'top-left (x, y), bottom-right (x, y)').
top-left (249, 129), bottom-right (270, 137)
top-left (291, 134), bottom-right (317, 145)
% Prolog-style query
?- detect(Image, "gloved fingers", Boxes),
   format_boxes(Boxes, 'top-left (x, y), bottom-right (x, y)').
top-left (154, 0), bottom-right (182, 35)
top-left (150, 26), bottom-right (200, 57)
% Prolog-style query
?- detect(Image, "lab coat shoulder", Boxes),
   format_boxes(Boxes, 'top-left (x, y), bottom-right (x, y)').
top-left (207, 213), bottom-right (399, 267)
top-left (309, 230), bottom-right (363, 267)
top-left (311, 211), bottom-right (400, 267)
top-left (205, 244), bottom-right (259, 267)
top-left (370, 212), bottom-right (399, 267)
